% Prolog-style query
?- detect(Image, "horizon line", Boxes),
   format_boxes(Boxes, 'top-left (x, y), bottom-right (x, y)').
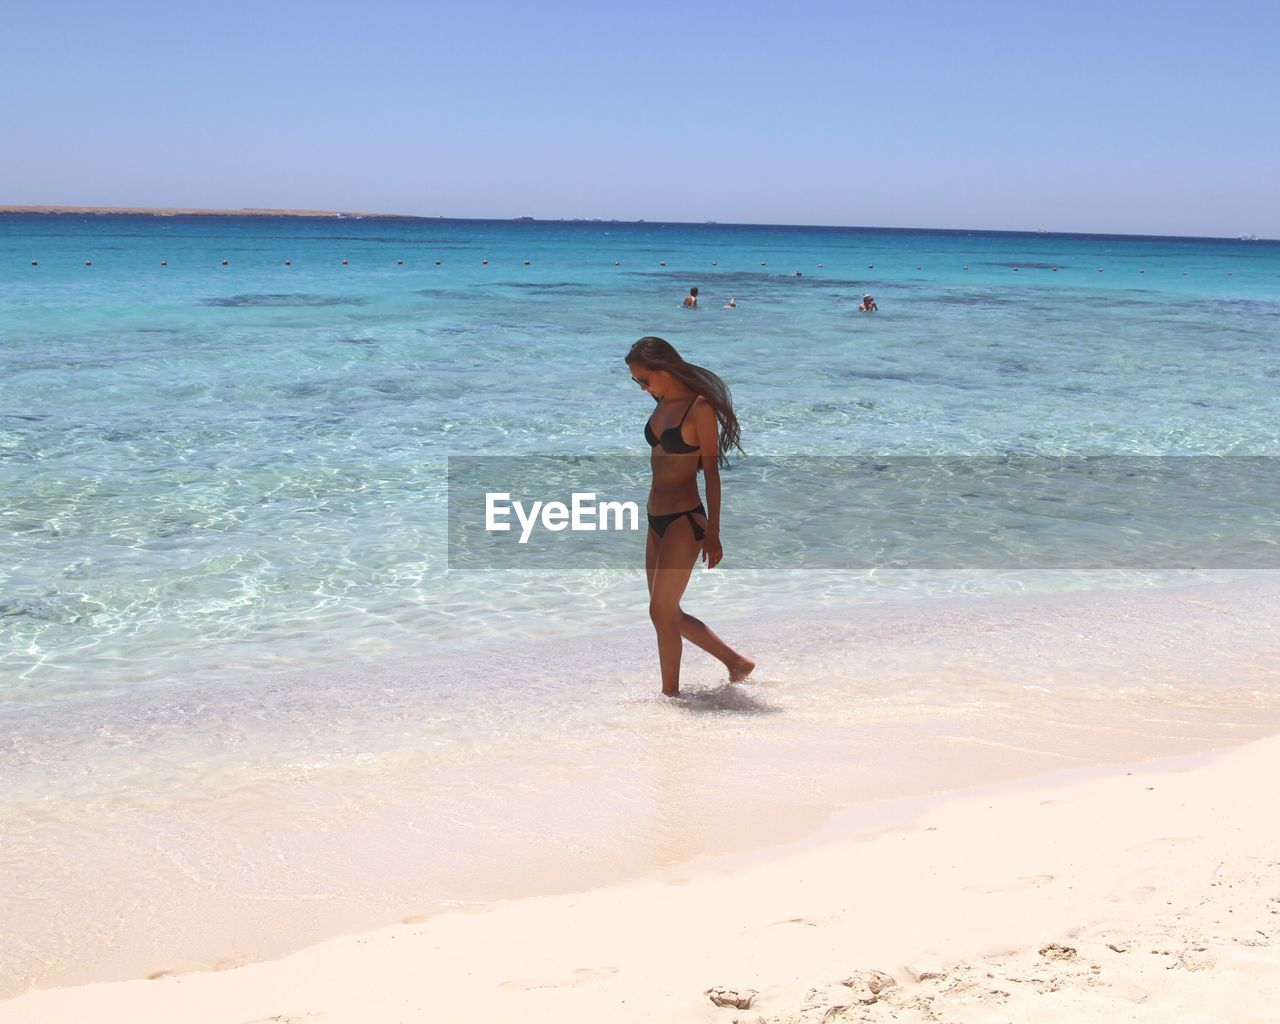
top-left (0, 204), bottom-right (1273, 245)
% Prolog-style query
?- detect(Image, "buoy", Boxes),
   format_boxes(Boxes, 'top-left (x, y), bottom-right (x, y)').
top-left (818, 263), bottom-right (824, 268)
top-left (284, 259), bottom-right (291, 266)
top-left (222, 259), bottom-right (229, 266)
top-left (1228, 272), bottom-right (1233, 276)
top-left (342, 259), bottom-right (349, 265)
top-left (30, 259), bottom-right (37, 266)
top-left (916, 266), bottom-right (922, 270)
top-left (963, 265), bottom-right (969, 271)
top-left (397, 259), bottom-right (404, 265)
top-left (867, 264), bottom-right (874, 269)
top-left (711, 261), bottom-right (717, 266)
top-left (1184, 272), bottom-right (1188, 276)
top-left (160, 260), bottom-right (167, 267)
top-left (1013, 267), bottom-right (1019, 272)
top-left (523, 260), bottom-right (531, 266)
top-left (612, 260), bottom-right (618, 266)
top-left (1052, 267), bottom-right (1058, 271)
top-left (1139, 269), bottom-right (1144, 274)
top-left (482, 259), bottom-right (489, 265)
top-left (660, 261), bottom-right (666, 267)
top-left (760, 262), bottom-right (766, 267)
top-left (85, 260), bottom-right (92, 266)
top-left (435, 259), bottom-right (442, 266)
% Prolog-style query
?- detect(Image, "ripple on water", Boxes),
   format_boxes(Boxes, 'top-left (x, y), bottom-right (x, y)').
top-left (3, 219), bottom-right (1280, 700)
top-left (199, 293), bottom-right (368, 308)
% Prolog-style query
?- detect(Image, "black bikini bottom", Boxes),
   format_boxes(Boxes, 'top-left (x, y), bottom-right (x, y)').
top-left (647, 503), bottom-right (706, 541)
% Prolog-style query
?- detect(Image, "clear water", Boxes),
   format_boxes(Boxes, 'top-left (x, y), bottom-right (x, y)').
top-left (4, 216), bottom-right (1278, 700)
top-left (2, 215), bottom-right (1279, 993)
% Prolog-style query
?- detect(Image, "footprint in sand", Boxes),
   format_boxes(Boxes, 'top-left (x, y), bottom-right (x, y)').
top-left (241, 1016), bottom-right (316, 1024)
top-left (498, 966), bottom-right (618, 990)
top-left (743, 915), bottom-right (841, 937)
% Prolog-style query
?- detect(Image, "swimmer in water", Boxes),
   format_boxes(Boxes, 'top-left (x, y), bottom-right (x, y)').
top-left (625, 336), bottom-right (754, 696)
top-left (683, 286), bottom-right (699, 308)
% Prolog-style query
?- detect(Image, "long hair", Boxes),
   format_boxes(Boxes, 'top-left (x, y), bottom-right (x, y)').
top-left (625, 336), bottom-right (743, 467)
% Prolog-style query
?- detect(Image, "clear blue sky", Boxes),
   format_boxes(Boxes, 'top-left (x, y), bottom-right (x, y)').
top-left (3, 0), bottom-right (1277, 236)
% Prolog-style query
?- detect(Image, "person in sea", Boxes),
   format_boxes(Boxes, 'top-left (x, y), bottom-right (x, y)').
top-left (625, 336), bottom-right (755, 696)
top-left (859, 293), bottom-right (878, 312)
top-left (683, 286), bottom-right (699, 308)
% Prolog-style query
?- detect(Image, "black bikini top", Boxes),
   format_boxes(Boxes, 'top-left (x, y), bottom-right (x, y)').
top-left (645, 397), bottom-right (699, 454)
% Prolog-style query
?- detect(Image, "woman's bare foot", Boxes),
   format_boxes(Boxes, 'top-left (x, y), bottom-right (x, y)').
top-left (728, 657), bottom-right (755, 683)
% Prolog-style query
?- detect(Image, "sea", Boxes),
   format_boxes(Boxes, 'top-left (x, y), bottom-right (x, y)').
top-left (2, 214), bottom-right (1279, 994)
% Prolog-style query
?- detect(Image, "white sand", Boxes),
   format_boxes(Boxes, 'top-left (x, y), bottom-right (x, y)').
top-left (9, 577), bottom-right (1278, 999)
top-left (3, 734), bottom-right (1276, 1024)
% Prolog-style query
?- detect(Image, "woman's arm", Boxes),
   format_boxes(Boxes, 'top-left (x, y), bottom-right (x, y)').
top-left (693, 400), bottom-right (724, 569)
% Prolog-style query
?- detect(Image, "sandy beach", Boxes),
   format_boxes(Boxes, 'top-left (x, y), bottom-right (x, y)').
top-left (3, 732), bottom-right (1276, 1023)
top-left (5, 212), bottom-right (1279, 1020)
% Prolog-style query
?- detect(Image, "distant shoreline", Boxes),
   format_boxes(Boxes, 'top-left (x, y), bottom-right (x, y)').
top-left (0, 207), bottom-right (1270, 242)
top-left (0, 204), bottom-right (429, 219)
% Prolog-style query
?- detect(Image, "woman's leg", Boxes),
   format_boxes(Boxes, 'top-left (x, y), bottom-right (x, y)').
top-left (656, 512), bottom-right (753, 681)
top-left (645, 524), bottom-right (659, 597)
top-left (647, 515), bottom-right (754, 694)
top-left (677, 612), bottom-right (755, 681)
top-left (647, 520), bottom-right (702, 696)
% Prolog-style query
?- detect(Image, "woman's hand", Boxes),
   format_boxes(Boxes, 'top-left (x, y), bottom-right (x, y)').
top-left (701, 532), bottom-right (723, 569)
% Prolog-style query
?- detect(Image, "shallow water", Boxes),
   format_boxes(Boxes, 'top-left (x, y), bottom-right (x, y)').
top-left (2, 215), bottom-right (1279, 992)
top-left (4, 216), bottom-right (1279, 699)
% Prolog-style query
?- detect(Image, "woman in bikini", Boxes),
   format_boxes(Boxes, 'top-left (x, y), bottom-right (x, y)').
top-left (625, 336), bottom-right (754, 697)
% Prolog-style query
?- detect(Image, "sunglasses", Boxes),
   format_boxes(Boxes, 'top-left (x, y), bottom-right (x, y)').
top-left (631, 375), bottom-right (651, 389)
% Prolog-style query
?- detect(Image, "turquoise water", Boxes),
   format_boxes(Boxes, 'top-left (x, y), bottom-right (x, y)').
top-left (3, 215), bottom-right (1280, 993)
top-left (4, 215), bottom-right (1279, 701)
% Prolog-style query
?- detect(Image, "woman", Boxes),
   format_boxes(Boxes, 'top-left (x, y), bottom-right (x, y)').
top-left (625, 336), bottom-right (754, 696)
